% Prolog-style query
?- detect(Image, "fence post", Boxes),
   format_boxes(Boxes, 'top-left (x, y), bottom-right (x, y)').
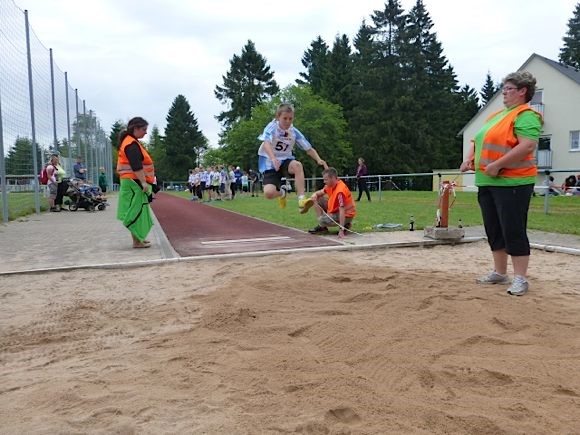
top-left (49, 48), bottom-right (58, 153)
top-left (75, 88), bottom-right (79, 160)
top-left (65, 72), bottom-right (72, 170)
top-left (543, 171), bottom-right (550, 215)
top-left (0, 87), bottom-right (8, 223)
top-left (83, 100), bottom-right (88, 181)
top-left (25, 10), bottom-right (41, 214)
top-left (378, 175), bottom-right (382, 201)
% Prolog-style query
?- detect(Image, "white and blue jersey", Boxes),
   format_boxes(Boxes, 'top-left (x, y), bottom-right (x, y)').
top-left (257, 120), bottom-right (313, 173)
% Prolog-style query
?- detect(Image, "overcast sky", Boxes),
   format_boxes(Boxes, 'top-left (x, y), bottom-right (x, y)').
top-left (12, 0), bottom-right (578, 146)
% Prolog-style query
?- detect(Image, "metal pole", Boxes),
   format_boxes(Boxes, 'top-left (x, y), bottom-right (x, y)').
top-left (75, 89), bottom-right (79, 160)
top-left (544, 171), bottom-right (550, 214)
top-left (83, 101), bottom-right (87, 180)
top-left (25, 10), bottom-right (40, 214)
top-left (49, 48), bottom-right (58, 153)
top-left (91, 111), bottom-right (97, 182)
top-left (64, 72), bottom-right (72, 172)
top-left (378, 175), bottom-right (382, 201)
top-left (0, 87), bottom-right (9, 223)
top-left (107, 135), bottom-right (113, 189)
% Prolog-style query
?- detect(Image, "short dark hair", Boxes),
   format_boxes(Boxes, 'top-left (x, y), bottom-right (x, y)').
top-left (322, 167), bottom-right (338, 178)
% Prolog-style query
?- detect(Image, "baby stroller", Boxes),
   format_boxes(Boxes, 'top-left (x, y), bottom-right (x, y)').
top-left (65, 178), bottom-right (108, 211)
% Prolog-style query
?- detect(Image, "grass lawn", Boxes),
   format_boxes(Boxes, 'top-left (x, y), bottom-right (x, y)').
top-left (0, 192), bottom-right (49, 221)
top-left (170, 190), bottom-right (580, 236)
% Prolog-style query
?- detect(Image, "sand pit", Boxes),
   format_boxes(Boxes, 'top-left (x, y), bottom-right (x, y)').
top-left (1, 241), bottom-right (579, 434)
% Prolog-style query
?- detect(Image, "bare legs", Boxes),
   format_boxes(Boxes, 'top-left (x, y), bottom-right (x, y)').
top-left (288, 160), bottom-right (305, 197)
top-left (492, 249), bottom-right (529, 277)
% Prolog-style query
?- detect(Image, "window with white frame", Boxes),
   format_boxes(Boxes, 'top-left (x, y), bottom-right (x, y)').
top-left (530, 89), bottom-right (543, 105)
top-left (571, 130), bottom-right (580, 151)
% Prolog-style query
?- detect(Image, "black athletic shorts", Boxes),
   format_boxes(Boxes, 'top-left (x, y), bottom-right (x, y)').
top-left (477, 184), bottom-right (534, 256)
top-left (262, 159), bottom-right (292, 190)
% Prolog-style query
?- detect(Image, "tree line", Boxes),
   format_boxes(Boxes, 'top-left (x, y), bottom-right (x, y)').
top-left (106, 0), bottom-right (580, 186)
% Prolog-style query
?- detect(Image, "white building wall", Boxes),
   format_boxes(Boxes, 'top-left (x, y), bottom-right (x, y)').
top-left (461, 55), bottom-right (580, 190)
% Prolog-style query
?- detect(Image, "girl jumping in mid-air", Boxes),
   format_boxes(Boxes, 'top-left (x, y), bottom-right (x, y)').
top-left (257, 103), bottom-right (328, 213)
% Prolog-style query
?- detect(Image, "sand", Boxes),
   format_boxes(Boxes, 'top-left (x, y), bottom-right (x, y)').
top-left (1, 241), bottom-right (579, 434)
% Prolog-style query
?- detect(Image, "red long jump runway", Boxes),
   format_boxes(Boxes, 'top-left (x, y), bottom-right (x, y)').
top-left (151, 193), bottom-right (340, 257)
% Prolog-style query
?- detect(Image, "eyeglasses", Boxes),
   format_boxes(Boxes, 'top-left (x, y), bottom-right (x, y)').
top-left (501, 86), bottom-right (519, 92)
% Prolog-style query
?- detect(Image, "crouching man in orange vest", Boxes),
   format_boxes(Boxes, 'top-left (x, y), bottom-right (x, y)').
top-left (304, 167), bottom-right (356, 239)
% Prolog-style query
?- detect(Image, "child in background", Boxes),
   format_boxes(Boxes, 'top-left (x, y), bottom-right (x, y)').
top-left (98, 167), bottom-right (108, 199)
top-left (241, 172), bottom-right (249, 195)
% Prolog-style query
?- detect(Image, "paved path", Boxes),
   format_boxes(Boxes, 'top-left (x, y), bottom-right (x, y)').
top-left (1, 193), bottom-right (578, 275)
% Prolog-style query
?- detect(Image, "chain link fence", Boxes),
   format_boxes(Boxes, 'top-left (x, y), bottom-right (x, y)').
top-left (0, 0), bottom-right (113, 222)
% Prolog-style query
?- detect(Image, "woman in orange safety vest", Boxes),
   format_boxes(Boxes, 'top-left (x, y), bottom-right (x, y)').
top-left (460, 71), bottom-right (542, 296)
top-left (116, 117), bottom-right (156, 248)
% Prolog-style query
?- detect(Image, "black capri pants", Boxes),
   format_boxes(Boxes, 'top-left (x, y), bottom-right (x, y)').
top-left (477, 184), bottom-right (534, 256)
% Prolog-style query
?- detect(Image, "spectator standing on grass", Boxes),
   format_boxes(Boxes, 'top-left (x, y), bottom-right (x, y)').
top-left (193, 168), bottom-right (202, 201)
top-left (355, 157), bottom-right (371, 202)
top-left (248, 169), bottom-right (258, 196)
top-left (234, 166), bottom-right (242, 194)
top-left (188, 169), bottom-right (197, 201)
top-left (200, 166), bottom-right (209, 201)
top-left (241, 172), bottom-right (249, 195)
top-left (229, 165), bottom-right (237, 199)
top-left (460, 71), bottom-right (542, 296)
top-left (211, 166), bottom-right (220, 200)
top-left (73, 155), bottom-right (87, 181)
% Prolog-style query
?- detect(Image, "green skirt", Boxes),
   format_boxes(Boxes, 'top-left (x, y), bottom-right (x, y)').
top-left (117, 178), bottom-right (153, 242)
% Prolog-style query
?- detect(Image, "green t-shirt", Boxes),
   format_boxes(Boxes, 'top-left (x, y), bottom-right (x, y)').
top-left (56, 164), bottom-right (66, 183)
top-left (98, 173), bottom-right (107, 187)
top-left (474, 106), bottom-right (541, 187)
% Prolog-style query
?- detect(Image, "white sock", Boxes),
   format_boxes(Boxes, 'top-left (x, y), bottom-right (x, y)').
top-left (298, 194), bottom-right (304, 201)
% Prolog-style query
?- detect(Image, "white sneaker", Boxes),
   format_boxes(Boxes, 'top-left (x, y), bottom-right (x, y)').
top-left (507, 276), bottom-right (529, 296)
top-left (475, 271), bottom-right (510, 285)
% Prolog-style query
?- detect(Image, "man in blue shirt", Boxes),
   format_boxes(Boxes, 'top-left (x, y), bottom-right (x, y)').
top-left (73, 156), bottom-right (87, 180)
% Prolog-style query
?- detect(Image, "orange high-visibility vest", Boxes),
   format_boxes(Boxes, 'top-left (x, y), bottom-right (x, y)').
top-left (478, 104), bottom-right (542, 178)
top-left (116, 135), bottom-right (155, 183)
top-left (324, 179), bottom-right (356, 218)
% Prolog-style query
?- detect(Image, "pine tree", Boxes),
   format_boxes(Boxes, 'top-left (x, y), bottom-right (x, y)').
top-left (370, 0), bottom-right (406, 56)
top-left (480, 71), bottom-right (499, 105)
top-left (162, 95), bottom-right (207, 181)
top-left (109, 120), bottom-right (125, 150)
top-left (4, 137), bottom-right (42, 176)
top-left (215, 40), bottom-right (279, 131)
top-left (458, 84), bottom-right (480, 119)
top-left (560, 3), bottom-right (580, 69)
top-left (348, 1), bottom-right (407, 175)
top-left (297, 36), bottom-right (329, 94)
top-left (393, 0), bottom-right (462, 175)
top-left (320, 35), bottom-right (354, 115)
